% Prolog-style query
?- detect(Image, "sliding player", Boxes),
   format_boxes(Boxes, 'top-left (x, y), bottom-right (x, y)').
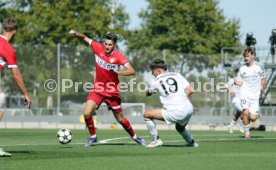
top-left (144, 59), bottom-right (198, 147)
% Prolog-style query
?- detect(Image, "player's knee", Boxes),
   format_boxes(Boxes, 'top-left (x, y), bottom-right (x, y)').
top-left (175, 123), bottom-right (185, 133)
top-left (240, 115), bottom-right (244, 120)
top-left (143, 111), bottom-right (150, 119)
top-left (83, 111), bottom-right (91, 119)
top-left (250, 115), bottom-right (257, 122)
top-left (117, 118), bottom-right (125, 124)
top-left (236, 110), bottom-right (243, 116)
top-left (242, 110), bottom-right (250, 117)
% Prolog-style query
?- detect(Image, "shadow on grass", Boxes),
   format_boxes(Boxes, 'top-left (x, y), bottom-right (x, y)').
top-left (94, 142), bottom-right (136, 146)
top-left (238, 135), bottom-right (264, 139)
top-left (160, 144), bottom-right (190, 148)
top-left (59, 146), bottom-right (74, 149)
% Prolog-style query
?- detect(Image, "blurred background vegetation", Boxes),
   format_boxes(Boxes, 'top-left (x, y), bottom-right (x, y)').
top-left (0, 0), bottom-right (241, 108)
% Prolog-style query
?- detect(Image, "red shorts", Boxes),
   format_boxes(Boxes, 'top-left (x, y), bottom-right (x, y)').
top-left (86, 92), bottom-right (122, 113)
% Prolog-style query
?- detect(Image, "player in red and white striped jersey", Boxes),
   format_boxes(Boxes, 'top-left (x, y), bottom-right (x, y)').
top-left (69, 30), bottom-right (146, 147)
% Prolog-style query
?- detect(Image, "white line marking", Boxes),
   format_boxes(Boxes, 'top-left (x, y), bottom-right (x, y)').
top-left (1, 136), bottom-right (276, 147)
top-left (99, 136), bottom-right (130, 144)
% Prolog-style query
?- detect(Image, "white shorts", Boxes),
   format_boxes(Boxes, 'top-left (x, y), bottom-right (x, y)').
top-left (240, 97), bottom-right (259, 115)
top-left (232, 97), bottom-right (242, 111)
top-left (161, 102), bottom-right (193, 126)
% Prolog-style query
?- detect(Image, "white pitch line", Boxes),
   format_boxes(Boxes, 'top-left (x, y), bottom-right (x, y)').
top-left (1, 137), bottom-right (276, 147)
top-left (98, 136), bottom-right (144, 144)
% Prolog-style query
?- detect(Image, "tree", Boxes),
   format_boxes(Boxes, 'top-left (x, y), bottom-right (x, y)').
top-left (125, 0), bottom-right (241, 73)
top-left (0, 0), bottom-right (129, 45)
top-left (0, 0), bottom-right (130, 106)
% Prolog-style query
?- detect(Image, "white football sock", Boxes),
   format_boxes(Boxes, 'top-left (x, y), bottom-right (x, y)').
top-left (144, 118), bottom-right (158, 141)
top-left (230, 120), bottom-right (236, 127)
top-left (244, 125), bottom-right (250, 134)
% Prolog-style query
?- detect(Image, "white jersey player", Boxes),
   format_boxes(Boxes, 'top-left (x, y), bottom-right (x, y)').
top-left (143, 59), bottom-right (198, 148)
top-left (225, 69), bottom-right (244, 133)
top-left (235, 48), bottom-right (266, 139)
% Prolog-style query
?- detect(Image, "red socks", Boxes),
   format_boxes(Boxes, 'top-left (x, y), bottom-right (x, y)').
top-left (85, 117), bottom-right (134, 137)
top-left (85, 117), bottom-right (96, 136)
top-left (120, 118), bottom-right (135, 137)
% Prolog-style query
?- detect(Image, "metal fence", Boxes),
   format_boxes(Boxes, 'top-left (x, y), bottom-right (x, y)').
top-left (1, 105), bottom-right (275, 131)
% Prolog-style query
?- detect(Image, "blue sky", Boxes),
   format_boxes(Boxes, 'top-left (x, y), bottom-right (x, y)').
top-left (119, 0), bottom-right (276, 47)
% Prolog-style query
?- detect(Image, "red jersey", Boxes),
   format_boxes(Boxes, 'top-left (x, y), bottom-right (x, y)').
top-left (0, 35), bottom-right (17, 71)
top-left (91, 40), bottom-right (128, 95)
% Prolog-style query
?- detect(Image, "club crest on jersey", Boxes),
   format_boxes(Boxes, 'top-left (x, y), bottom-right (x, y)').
top-left (110, 58), bottom-right (115, 63)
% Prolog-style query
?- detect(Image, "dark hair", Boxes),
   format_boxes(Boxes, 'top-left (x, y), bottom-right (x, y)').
top-left (105, 33), bottom-right (117, 43)
top-left (3, 18), bottom-right (18, 32)
top-left (149, 59), bottom-right (167, 71)
top-left (243, 47), bottom-right (255, 57)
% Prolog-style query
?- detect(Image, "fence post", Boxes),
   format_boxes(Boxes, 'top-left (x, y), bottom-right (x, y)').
top-left (57, 43), bottom-right (61, 116)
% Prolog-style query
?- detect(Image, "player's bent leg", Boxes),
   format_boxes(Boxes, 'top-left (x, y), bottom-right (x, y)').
top-left (144, 118), bottom-right (158, 140)
top-left (144, 109), bottom-right (165, 121)
top-left (250, 114), bottom-right (257, 122)
top-left (235, 110), bottom-right (244, 133)
top-left (248, 100), bottom-right (260, 130)
top-left (83, 100), bottom-right (97, 119)
top-left (114, 111), bottom-right (146, 146)
top-left (235, 110), bottom-right (243, 119)
top-left (143, 109), bottom-right (164, 147)
top-left (228, 116), bottom-right (236, 134)
top-left (144, 118), bottom-right (162, 147)
top-left (175, 123), bottom-right (198, 147)
top-left (242, 109), bottom-right (251, 139)
top-left (228, 109), bottom-right (241, 133)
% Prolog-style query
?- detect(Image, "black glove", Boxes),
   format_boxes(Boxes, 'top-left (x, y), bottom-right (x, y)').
top-left (146, 90), bottom-right (152, 97)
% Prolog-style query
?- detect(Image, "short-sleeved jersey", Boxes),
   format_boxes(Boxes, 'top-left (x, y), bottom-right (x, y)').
top-left (148, 72), bottom-right (191, 111)
top-left (90, 40), bottom-right (128, 95)
top-left (236, 62), bottom-right (265, 99)
top-left (0, 35), bottom-right (17, 71)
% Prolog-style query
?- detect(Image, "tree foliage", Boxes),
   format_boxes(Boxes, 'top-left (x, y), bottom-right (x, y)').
top-left (0, 0), bottom-right (129, 106)
top-left (0, 0), bottom-right (129, 45)
top-left (125, 0), bottom-right (241, 73)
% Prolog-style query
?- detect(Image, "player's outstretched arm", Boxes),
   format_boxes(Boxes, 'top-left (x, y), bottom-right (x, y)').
top-left (112, 63), bottom-right (135, 76)
top-left (10, 67), bottom-right (31, 109)
top-left (68, 29), bottom-right (92, 44)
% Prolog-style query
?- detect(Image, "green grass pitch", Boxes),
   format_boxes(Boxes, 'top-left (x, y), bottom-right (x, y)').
top-left (1, 129), bottom-right (276, 170)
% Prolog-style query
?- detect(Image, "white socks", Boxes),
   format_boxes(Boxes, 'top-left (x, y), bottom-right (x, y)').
top-left (230, 120), bottom-right (236, 127)
top-left (244, 125), bottom-right (250, 134)
top-left (145, 118), bottom-right (158, 141)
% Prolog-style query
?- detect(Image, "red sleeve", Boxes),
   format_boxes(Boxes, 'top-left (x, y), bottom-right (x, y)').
top-left (91, 40), bottom-right (104, 54)
top-left (117, 52), bottom-right (128, 66)
top-left (5, 46), bottom-right (17, 68)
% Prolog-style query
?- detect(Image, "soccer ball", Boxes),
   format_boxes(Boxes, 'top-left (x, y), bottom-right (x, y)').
top-left (57, 129), bottom-right (72, 144)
